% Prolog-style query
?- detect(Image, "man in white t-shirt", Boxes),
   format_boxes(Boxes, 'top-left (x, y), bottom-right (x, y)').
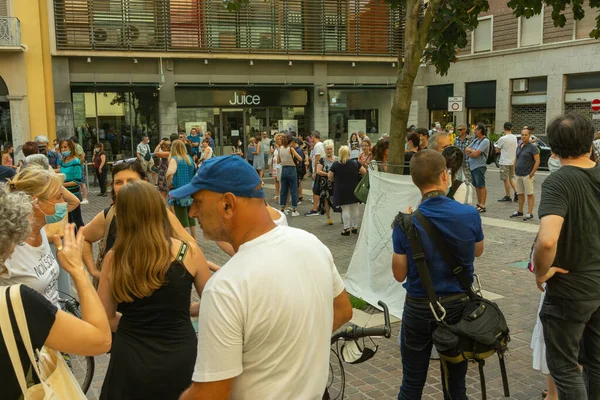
top-left (494, 122), bottom-right (518, 202)
top-left (172, 155), bottom-right (353, 400)
top-left (306, 130), bottom-right (327, 216)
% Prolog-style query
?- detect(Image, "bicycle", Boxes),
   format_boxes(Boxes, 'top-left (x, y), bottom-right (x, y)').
top-left (324, 301), bottom-right (392, 400)
top-left (58, 292), bottom-right (95, 394)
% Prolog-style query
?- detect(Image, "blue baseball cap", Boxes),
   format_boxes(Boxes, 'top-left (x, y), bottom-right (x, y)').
top-left (169, 155), bottom-right (264, 200)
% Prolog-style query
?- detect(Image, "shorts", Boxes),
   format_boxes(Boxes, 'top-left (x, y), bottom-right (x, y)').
top-left (516, 175), bottom-right (534, 195)
top-left (140, 159), bottom-right (154, 174)
top-left (499, 165), bottom-right (514, 181)
top-left (174, 205), bottom-right (197, 228)
top-left (470, 166), bottom-right (487, 188)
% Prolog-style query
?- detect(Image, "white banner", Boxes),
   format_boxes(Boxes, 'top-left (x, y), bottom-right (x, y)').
top-left (344, 170), bottom-right (422, 319)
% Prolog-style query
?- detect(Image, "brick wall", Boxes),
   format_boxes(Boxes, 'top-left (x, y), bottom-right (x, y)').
top-left (565, 103), bottom-right (600, 131)
top-left (543, 6), bottom-right (574, 44)
top-left (511, 104), bottom-right (547, 134)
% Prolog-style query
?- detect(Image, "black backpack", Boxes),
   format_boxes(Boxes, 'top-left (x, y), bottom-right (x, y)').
top-left (485, 138), bottom-right (495, 165)
top-left (399, 210), bottom-right (510, 399)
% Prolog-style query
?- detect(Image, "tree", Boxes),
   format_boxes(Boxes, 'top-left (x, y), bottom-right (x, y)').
top-left (224, 0), bottom-right (600, 172)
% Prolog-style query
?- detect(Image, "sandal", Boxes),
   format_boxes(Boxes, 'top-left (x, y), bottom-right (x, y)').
top-left (542, 389), bottom-right (548, 398)
top-left (476, 205), bottom-right (487, 213)
top-left (341, 229), bottom-right (351, 236)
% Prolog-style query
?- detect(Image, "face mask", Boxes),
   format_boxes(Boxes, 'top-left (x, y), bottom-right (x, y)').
top-left (39, 201), bottom-right (68, 224)
top-left (405, 143), bottom-right (409, 151)
top-left (94, 148), bottom-right (99, 153)
top-left (62, 150), bottom-right (71, 157)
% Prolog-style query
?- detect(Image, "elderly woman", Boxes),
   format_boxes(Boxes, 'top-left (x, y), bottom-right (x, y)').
top-left (0, 185), bottom-right (111, 400)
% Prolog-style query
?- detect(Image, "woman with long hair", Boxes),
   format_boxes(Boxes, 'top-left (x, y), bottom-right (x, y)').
top-left (167, 140), bottom-right (197, 240)
top-left (253, 135), bottom-right (265, 181)
top-left (328, 146), bottom-right (366, 235)
top-left (247, 137), bottom-right (256, 166)
top-left (1, 187), bottom-right (111, 400)
top-left (348, 133), bottom-right (361, 159)
top-left (357, 138), bottom-right (372, 167)
top-left (59, 139), bottom-right (85, 229)
top-left (277, 134), bottom-right (302, 217)
top-left (93, 142), bottom-right (108, 196)
top-left (154, 138), bottom-right (171, 203)
top-left (1, 166), bottom-right (80, 306)
top-left (98, 181), bottom-right (207, 399)
top-left (442, 146), bottom-right (473, 205)
top-left (271, 133), bottom-right (283, 201)
top-left (316, 139), bottom-right (338, 225)
top-left (2, 144), bottom-right (15, 169)
top-left (372, 137), bottom-right (390, 172)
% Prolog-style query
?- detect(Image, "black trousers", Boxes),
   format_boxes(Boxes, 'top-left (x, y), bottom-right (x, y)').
top-left (95, 168), bottom-right (108, 194)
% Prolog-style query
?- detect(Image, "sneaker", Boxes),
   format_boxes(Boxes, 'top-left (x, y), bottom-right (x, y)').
top-left (291, 211), bottom-right (300, 217)
top-left (510, 211), bottom-right (524, 218)
top-left (497, 196), bottom-right (511, 202)
top-left (282, 209), bottom-right (290, 215)
top-left (327, 219), bottom-right (333, 225)
top-left (297, 200), bottom-right (302, 205)
top-left (513, 194), bottom-right (519, 202)
top-left (81, 199), bottom-right (89, 205)
top-left (305, 210), bottom-right (320, 216)
top-left (523, 213), bottom-right (535, 221)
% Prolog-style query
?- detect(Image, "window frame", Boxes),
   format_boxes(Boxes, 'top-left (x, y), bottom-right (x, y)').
top-left (517, 5), bottom-right (544, 48)
top-left (471, 15), bottom-right (494, 54)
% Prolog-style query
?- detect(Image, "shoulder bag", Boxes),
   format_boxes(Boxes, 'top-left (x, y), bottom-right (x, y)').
top-left (354, 162), bottom-right (370, 203)
top-left (0, 285), bottom-right (87, 399)
top-left (143, 145), bottom-right (152, 162)
top-left (399, 210), bottom-right (510, 400)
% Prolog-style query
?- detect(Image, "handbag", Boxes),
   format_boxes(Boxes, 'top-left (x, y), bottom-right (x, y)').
top-left (143, 145), bottom-right (152, 162)
top-left (0, 285), bottom-right (87, 399)
top-left (400, 211), bottom-right (510, 400)
top-left (354, 171), bottom-right (369, 203)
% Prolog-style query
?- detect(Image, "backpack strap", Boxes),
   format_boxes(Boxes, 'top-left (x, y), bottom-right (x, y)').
top-left (102, 206), bottom-right (116, 247)
top-left (176, 242), bottom-right (189, 263)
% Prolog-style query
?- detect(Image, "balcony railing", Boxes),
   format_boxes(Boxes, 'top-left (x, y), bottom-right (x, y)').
top-left (53, 0), bottom-right (403, 57)
top-left (0, 17), bottom-right (21, 47)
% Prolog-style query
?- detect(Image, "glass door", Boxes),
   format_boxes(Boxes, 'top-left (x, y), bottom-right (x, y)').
top-left (219, 109), bottom-right (244, 156)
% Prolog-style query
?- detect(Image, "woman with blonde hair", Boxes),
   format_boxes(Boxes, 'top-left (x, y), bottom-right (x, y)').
top-left (98, 180), bottom-right (207, 399)
top-left (167, 140), bottom-right (197, 240)
top-left (277, 134), bottom-right (302, 217)
top-left (316, 139), bottom-right (337, 225)
top-left (1, 166), bottom-right (80, 306)
top-left (329, 146), bottom-right (366, 235)
top-left (1, 187), bottom-right (111, 400)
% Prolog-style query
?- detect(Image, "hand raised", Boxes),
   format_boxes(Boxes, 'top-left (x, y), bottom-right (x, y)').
top-left (51, 224), bottom-right (86, 276)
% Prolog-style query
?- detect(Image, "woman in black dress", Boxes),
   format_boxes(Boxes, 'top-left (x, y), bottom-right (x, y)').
top-left (328, 145), bottom-right (366, 235)
top-left (98, 181), bottom-right (208, 400)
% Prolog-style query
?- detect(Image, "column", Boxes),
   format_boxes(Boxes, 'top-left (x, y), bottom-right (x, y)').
top-left (52, 57), bottom-right (74, 140)
top-left (452, 83), bottom-right (466, 127)
top-left (495, 78), bottom-right (511, 133)
top-left (159, 61), bottom-right (178, 137)
top-left (7, 94), bottom-right (30, 163)
top-left (311, 62), bottom-right (329, 137)
top-left (546, 74), bottom-right (565, 125)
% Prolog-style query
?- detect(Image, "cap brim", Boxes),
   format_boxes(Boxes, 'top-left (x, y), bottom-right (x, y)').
top-left (168, 183), bottom-right (199, 200)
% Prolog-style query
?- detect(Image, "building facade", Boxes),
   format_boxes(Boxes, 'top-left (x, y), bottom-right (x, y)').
top-left (49, 0), bottom-right (404, 159)
top-left (415, 0), bottom-right (600, 135)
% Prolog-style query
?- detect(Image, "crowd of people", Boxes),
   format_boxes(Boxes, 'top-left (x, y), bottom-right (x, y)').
top-left (1, 113), bottom-right (600, 400)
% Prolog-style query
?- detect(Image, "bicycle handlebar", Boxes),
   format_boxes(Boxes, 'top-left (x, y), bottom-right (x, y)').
top-left (331, 301), bottom-right (392, 344)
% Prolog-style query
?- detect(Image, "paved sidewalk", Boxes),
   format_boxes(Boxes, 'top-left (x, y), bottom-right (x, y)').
top-left (78, 172), bottom-right (547, 399)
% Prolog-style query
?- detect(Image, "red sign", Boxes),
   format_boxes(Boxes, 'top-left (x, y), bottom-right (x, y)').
top-left (592, 99), bottom-right (600, 112)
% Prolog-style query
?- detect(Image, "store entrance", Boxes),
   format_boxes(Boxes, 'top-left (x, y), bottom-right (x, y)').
top-left (219, 109), bottom-right (244, 156)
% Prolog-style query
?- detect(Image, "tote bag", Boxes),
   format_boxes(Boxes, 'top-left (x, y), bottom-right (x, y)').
top-left (0, 285), bottom-right (86, 400)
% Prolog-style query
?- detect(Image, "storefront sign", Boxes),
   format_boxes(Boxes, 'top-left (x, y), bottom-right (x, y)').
top-left (176, 89), bottom-right (308, 108)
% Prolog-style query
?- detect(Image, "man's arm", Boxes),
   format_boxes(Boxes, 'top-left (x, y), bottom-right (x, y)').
top-left (530, 153), bottom-right (541, 178)
top-left (180, 379), bottom-right (235, 400)
top-left (534, 215), bottom-right (569, 291)
top-left (474, 240), bottom-right (484, 258)
top-left (392, 253), bottom-right (408, 282)
top-left (332, 289), bottom-right (353, 332)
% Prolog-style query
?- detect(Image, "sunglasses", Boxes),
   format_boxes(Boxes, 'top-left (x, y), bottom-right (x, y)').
top-left (113, 158), bottom-right (137, 166)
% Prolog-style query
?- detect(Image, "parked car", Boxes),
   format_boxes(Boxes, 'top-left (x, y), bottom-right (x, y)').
top-left (493, 135), bottom-right (551, 171)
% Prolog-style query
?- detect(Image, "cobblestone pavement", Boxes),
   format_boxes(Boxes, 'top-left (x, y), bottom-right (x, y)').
top-left (78, 167), bottom-right (549, 399)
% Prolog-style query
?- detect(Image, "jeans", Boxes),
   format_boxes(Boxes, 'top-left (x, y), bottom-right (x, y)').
top-left (541, 294), bottom-right (600, 400)
top-left (95, 167), bottom-right (108, 194)
top-left (279, 166), bottom-right (298, 208)
top-left (399, 297), bottom-right (469, 400)
top-left (340, 203), bottom-right (360, 230)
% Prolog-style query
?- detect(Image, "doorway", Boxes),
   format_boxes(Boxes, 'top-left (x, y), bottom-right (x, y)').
top-left (219, 109), bottom-right (244, 156)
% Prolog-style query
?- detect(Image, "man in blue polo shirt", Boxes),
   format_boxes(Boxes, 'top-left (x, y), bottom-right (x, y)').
top-left (188, 128), bottom-right (201, 160)
top-left (391, 150), bottom-right (484, 400)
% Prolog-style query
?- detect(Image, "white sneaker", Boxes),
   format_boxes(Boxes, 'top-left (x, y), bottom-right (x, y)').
top-left (291, 211), bottom-right (300, 217)
top-left (283, 209), bottom-right (290, 215)
top-left (81, 199), bottom-right (89, 205)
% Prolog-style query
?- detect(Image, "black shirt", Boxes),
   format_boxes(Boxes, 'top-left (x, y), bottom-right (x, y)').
top-left (2, 285), bottom-right (57, 400)
top-left (0, 165), bottom-right (15, 183)
top-left (103, 207), bottom-right (117, 253)
top-left (538, 164), bottom-right (600, 299)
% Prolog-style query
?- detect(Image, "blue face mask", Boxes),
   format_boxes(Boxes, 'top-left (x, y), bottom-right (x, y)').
top-left (62, 150), bottom-right (71, 157)
top-left (40, 201), bottom-right (68, 224)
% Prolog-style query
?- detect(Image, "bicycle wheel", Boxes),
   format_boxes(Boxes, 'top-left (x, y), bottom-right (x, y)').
top-left (62, 300), bottom-right (96, 394)
top-left (326, 347), bottom-right (345, 400)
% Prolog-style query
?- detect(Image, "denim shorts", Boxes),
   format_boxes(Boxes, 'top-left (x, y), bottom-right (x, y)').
top-left (471, 166), bottom-right (487, 188)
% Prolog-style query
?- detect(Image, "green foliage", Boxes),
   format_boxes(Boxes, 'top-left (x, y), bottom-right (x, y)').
top-left (349, 294), bottom-right (368, 310)
top-left (508, 0), bottom-right (600, 39)
top-left (488, 132), bottom-right (501, 144)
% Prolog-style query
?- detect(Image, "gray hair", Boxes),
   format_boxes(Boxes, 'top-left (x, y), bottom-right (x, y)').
top-left (25, 154), bottom-right (50, 170)
top-left (312, 130), bottom-right (321, 140)
top-left (429, 131), bottom-right (451, 152)
top-left (0, 185), bottom-right (32, 264)
top-left (34, 135), bottom-right (50, 144)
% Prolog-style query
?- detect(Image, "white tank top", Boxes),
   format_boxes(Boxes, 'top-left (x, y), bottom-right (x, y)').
top-left (0, 229), bottom-right (60, 308)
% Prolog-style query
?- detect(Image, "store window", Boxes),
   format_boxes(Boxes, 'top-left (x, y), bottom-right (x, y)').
top-left (466, 81), bottom-right (496, 131)
top-left (468, 109), bottom-right (496, 130)
top-left (473, 17), bottom-right (492, 53)
top-left (71, 88), bottom-right (159, 159)
top-left (427, 84), bottom-right (454, 128)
